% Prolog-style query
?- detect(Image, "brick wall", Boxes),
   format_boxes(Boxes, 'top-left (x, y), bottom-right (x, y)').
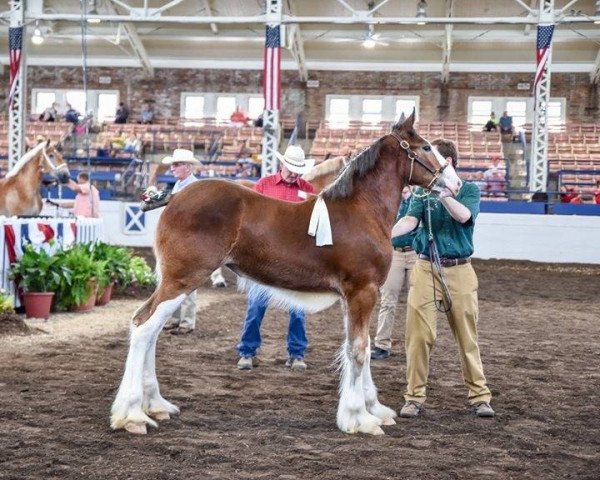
top-left (3, 66), bottom-right (598, 123)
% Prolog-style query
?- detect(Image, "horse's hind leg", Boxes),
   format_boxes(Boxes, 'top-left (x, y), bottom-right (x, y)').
top-left (110, 283), bottom-right (190, 434)
top-left (336, 286), bottom-right (386, 435)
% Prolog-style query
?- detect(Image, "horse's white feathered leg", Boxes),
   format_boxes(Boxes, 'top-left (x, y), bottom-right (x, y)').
top-left (363, 337), bottom-right (397, 425)
top-left (111, 294), bottom-right (186, 433)
top-left (336, 299), bottom-right (384, 436)
top-left (142, 328), bottom-right (180, 421)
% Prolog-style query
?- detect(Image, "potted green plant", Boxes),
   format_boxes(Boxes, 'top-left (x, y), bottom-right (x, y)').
top-left (54, 244), bottom-right (105, 313)
top-left (9, 244), bottom-right (66, 319)
top-left (89, 242), bottom-right (131, 306)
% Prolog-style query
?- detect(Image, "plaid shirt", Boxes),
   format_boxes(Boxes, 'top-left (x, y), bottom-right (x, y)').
top-left (254, 171), bottom-right (315, 202)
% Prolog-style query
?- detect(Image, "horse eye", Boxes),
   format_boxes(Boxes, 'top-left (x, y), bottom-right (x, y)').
top-left (422, 145), bottom-right (431, 152)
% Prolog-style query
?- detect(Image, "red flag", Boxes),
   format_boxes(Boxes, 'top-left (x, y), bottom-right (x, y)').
top-left (534, 24), bottom-right (554, 95)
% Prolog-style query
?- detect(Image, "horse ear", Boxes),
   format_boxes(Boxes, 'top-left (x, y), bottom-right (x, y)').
top-left (392, 109), bottom-right (415, 131)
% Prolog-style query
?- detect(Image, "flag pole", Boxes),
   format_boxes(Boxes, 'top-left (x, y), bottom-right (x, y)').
top-left (8, 0), bottom-right (27, 170)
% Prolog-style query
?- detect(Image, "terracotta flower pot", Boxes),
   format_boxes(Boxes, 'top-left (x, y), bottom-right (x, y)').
top-left (70, 281), bottom-right (98, 313)
top-left (96, 282), bottom-right (114, 306)
top-left (22, 292), bottom-right (55, 320)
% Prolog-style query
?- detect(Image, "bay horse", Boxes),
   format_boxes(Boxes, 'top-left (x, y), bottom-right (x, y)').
top-left (111, 113), bottom-right (462, 436)
top-left (0, 140), bottom-right (71, 217)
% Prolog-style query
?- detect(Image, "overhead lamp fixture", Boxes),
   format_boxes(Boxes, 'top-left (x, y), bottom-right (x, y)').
top-left (362, 24), bottom-right (377, 49)
top-left (416, 0), bottom-right (427, 25)
top-left (87, 0), bottom-right (101, 23)
top-left (32, 20), bottom-right (44, 45)
top-left (595, 0), bottom-right (600, 24)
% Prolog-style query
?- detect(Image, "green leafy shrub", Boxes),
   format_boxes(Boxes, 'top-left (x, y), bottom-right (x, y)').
top-left (128, 256), bottom-right (156, 288)
top-left (88, 242), bottom-right (131, 290)
top-left (54, 244), bottom-right (105, 309)
top-left (9, 243), bottom-right (67, 293)
top-left (0, 288), bottom-right (15, 315)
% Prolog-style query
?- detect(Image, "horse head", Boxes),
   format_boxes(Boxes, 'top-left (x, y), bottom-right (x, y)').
top-left (391, 111), bottom-right (462, 196)
top-left (41, 140), bottom-right (71, 184)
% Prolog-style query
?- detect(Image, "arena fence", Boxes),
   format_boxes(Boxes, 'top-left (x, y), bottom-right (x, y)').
top-left (0, 217), bottom-right (103, 306)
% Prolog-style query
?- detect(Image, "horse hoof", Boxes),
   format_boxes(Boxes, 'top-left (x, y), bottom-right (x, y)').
top-left (151, 411), bottom-right (170, 421)
top-left (368, 425), bottom-right (385, 436)
top-left (382, 417), bottom-right (396, 426)
top-left (124, 422), bottom-right (147, 435)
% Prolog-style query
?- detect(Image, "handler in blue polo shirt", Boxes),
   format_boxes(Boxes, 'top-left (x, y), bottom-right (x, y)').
top-left (370, 186), bottom-right (418, 360)
top-left (391, 138), bottom-right (494, 419)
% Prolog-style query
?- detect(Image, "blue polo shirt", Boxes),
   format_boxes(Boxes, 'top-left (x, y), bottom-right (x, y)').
top-left (406, 182), bottom-right (480, 258)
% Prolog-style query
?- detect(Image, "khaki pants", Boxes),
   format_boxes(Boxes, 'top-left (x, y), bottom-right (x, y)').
top-left (169, 290), bottom-right (197, 329)
top-left (374, 249), bottom-right (417, 351)
top-left (404, 260), bottom-right (491, 405)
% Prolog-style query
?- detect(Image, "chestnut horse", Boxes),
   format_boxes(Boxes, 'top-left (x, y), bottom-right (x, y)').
top-left (302, 155), bottom-right (349, 192)
top-left (111, 113), bottom-right (462, 436)
top-left (0, 141), bottom-right (71, 217)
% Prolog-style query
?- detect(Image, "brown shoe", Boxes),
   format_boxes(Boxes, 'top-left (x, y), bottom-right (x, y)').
top-left (170, 326), bottom-right (194, 335)
top-left (399, 401), bottom-right (424, 418)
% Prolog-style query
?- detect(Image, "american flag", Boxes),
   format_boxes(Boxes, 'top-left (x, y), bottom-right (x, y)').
top-left (8, 26), bottom-right (23, 109)
top-left (263, 25), bottom-right (281, 111)
top-left (534, 24), bottom-right (554, 95)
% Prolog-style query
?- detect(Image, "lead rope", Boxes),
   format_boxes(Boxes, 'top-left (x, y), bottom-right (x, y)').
top-left (426, 195), bottom-right (453, 313)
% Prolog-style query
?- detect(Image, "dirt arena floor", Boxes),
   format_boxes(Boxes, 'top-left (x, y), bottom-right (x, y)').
top-left (1, 258), bottom-right (599, 480)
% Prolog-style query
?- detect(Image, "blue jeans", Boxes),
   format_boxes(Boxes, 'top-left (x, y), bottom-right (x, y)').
top-left (236, 294), bottom-right (308, 359)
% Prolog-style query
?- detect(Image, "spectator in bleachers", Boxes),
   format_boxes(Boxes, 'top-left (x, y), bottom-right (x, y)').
top-left (115, 102), bottom-right (130, 124)
top-left (499, 111), bottom-right (513, 135)
top-left (483, 112), bottom-right (498, 132)
top-left (122, 132), bottom-right (142, 155)
top-left (140, 103), bottom-right (154, 124)
top-left (472, 171), bottom-right (488, 194)
top-left (39, 102), bottom-right (59, 122)
top-left (254, 113), bottom-right (264, 128)
top-left (483, 158), bottom-right (506, 197)
top-left (64, 104), bottom-right (80, 125)
top-left (230, 107), bottom-right (248, 127)
top-left (594, 180), bottom-right (600, 204)
top-left (560, 186), bottom-right (583, 204)
top-left (110, 129), bottom-right (127, 156)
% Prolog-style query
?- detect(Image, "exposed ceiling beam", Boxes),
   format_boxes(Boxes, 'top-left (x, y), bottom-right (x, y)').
top-left (29, 14), bottom-right (600, 25)
top-left (107, 0), bottom-right (154, 76)
top-left (524, 0), bottom-right (538, 36)
top-left (591, 48), bottom-right (600, 84)
top-left (441, 0), bottom-right (454, 84)
top-left (285, 0), bottom-right (307, 82)
top-left (202, 0), bottom-right (218, 34)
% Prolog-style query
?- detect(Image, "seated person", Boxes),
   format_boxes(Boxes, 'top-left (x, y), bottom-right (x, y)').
top-left (484, 112), bottom-right (498, 132)
top-left (560, 186), bottom-right (582, 204)
top-left (140, 105), bottom-right (154, 124)
top-left (110, 130), bottom-right (127, 156)
top-left (230, 107), bottom-right (248, 126)
top-left (594, 180), bottom-right (600, 205)
top-left (472, 171), bottom-right (488, 193)
top-left (122, 133), bottom-right (142, 154)
top-left (64, 104), bottom-right (80, 124)
top-left (114, 102), bottom-right (130, 124)
top-left (499, 111), bottom-right (513, 135)
top-left (39, 102), bottom-right (59, 122)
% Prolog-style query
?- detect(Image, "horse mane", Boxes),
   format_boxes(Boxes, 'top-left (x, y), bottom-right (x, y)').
top-left (302, 156), bottom-right (345, 182)
top-left (5, 142), bottom-right (46, 179)
top-left (321, 140), bottom-right (383, 201)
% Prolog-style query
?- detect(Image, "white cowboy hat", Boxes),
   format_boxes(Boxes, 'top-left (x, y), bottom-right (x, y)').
top-left (275, 145), bottom-right (315, 174)
top-left (161, 148), bottom-right (200, 165)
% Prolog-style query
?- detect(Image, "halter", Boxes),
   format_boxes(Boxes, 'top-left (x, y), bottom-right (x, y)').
top-left (390, 131), bottom-right (448, 190)
top-left (41, 147), bottom-right (69, 175)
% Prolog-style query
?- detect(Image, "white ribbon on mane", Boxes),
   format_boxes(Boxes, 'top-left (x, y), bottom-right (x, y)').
top-left (308, 195), bottom-right (333, 246)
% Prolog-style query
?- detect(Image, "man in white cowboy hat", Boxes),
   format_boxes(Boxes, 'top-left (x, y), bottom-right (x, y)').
top-left (160, 148), bottom-right (201, 335)
top-left (236, 144), bottom-right (316, 372)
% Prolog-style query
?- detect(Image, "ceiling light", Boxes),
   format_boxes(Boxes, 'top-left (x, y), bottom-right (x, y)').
top-left (87, 1), bottom-right (101, 23)
top-left (416, 0), bottom-right (427, 25)
top-left (362, 38), bottom-right (376, 49)
top-left (32, 21), bottom-right (44, 45)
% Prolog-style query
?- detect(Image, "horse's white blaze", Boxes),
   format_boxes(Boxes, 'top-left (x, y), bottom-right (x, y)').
top-left (237, 277), bottom-right (339, 314)
top-left (210, 268), bottom-right (227, 287)
top-left (111, 294), bottom-right (186, 430)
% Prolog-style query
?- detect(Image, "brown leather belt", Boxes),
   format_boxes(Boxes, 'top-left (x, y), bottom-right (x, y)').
top-left (419, 254), bottom-right (471, 267)
top-left (394, 246), bottom-right (414, 252)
